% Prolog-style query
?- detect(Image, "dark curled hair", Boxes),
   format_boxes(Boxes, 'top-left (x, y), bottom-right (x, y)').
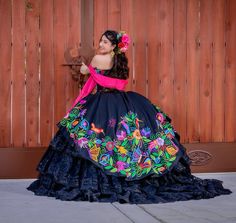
top-left (100, 30), bottom-right (129, 80)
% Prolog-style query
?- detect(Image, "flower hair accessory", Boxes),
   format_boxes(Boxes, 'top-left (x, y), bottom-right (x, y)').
top-left (116, 31), bottom-right (130, 54)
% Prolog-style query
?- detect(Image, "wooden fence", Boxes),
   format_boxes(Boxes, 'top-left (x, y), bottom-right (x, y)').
top-left (0, 0), bottom-right (235, 148)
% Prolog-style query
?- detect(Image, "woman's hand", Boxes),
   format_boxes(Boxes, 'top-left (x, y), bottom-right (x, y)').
top-left (80, 62), bottom-right (90, 75)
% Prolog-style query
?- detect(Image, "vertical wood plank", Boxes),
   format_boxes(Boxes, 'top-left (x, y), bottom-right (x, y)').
top-left (0, 0), bottom-right (11, 147)
top-left (225, 0), bottom-right (236, 142)
top-left (108, 0), bottom-right (121, 30)
top-left (147, 0), bottom-right (161, 105)
top-left (53, 0), bottom-right (69, 128)
top-left (25, 0), bottom-right (40, 146)
top-left (173, 0), bottom-right (187, 142)
top-left (212, 0), bottom-right (226, 142)
top-left (186, 0), bottom-right (200, 143)
top-left (66, 0), bottom-right (81, 111)
top-left (94, 0), bottom-right (108, 48)
top-left (12, 0), bottom-right (26, 147)
top-left (40, 0), bottom-right (54, 146)
top-left (158, 0), bottom-right (174, 116)
top-left (199, 0), bottom-right (213, 142)
top-left (121, 0), bottom-right (134, 91)
top-left (133, 0), bottom-right (147, 96)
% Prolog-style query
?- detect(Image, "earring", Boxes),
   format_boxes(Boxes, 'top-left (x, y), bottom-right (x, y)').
top-left (110, 51), bottom-right (115, 57)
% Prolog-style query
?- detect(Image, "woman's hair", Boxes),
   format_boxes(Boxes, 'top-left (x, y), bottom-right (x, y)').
top-left (100, 30), bottom-right (129, 80)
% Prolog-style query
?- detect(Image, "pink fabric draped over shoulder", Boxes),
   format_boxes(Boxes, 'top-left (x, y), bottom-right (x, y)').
top-left (66, 65), bottom-right (128, 114)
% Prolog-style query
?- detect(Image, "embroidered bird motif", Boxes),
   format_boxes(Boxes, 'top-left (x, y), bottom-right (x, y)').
top-left (91, 123), bottom-right (104, 134)
top-left (131, 147), bottom-right (142, 163)
top-left (135, 118), bottom-right (142, 129)
top-left (120, 120), bottom-right (130, 134)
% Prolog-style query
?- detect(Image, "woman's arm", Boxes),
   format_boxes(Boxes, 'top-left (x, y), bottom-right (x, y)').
top-left (80, 55), bottom-right (101, 75)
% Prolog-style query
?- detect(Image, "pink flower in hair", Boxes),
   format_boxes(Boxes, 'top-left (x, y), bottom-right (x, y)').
top-left (117, 31), bottom-right (130, 53)
top-left (121, 34), bottom-right (130, 44)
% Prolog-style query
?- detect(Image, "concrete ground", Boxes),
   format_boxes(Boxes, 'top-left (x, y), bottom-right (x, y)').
top-left (0, 172), bottom-right (235, 223)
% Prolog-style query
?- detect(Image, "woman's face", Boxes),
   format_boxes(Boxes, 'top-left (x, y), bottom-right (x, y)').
top-left (98, 35), bottom-right (115, 54)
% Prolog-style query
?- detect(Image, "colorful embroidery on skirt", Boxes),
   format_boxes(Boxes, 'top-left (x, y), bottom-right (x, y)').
top-left (59, 100), bottom-right (179, 179)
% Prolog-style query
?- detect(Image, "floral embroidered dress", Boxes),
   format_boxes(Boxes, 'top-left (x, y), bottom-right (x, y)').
top-left (27, 66), bottom-right (231, 203)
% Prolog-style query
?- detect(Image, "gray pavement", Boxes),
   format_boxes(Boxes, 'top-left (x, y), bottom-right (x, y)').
top-left (0, 172), bottom-right (235, 223)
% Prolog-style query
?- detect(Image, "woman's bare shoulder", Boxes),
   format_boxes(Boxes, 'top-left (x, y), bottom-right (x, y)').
top-left (90, 54), bottom-right (113, 69)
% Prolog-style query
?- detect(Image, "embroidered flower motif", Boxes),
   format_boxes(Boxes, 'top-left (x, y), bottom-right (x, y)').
top-left (106, 141), bottom-right (114, 151)
top-left (89, 145), bottom-right (100, 161)
top-left (87, 130), bottom-right (94, 135)
top-left (156, 113), bottom-right (164, 124)
top-left (149, 139), bottom-right (159, 149)
top-left (133, 129), bottom-right (142, 140)
top-left (117, 146), bottom-right (127, 155)
top-left (116, 130), bottom-right (126, 140)
top-left (116, 161), bottom-right (127, 172)
top-left (141, 127), bottom-right (151, 137)
top-left (108, 118), bottom-right (116, 128)
top-left (157, 137), bottom-right (164, 146)
top-left (75, 137), bottom-right (88, 148)
top-left (80, 119), bottom-right (89, 130)
top-left (99, 154), bottom-right (110, 166)
top-left (139, 158), bottom-right (152, 168)
top-left (166, 145), bottom-right (178, 156)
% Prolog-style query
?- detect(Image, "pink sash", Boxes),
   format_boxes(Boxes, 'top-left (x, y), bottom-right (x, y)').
top-left (66, 65), bottom-right (128, 114)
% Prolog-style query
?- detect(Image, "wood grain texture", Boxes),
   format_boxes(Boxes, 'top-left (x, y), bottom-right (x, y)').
top-left (12, 0), bottom-right (26, 147)
top-left (25, 0), bottom-right (40, 146)
top-left (40, 0), bottom-right (54, 146)
top-left (212, 0), bottom-right (226, 142)
top-left (66, 0), bottom-right (82, 112)
top-left (225, 0), bottom-right (236, 142)
top-left (173, 0), bottom-right (187, 142)
top-left (186, 0), bottom-right (200, 143)
top-left (53, 0), bottom-right (68, 131)
top-left (199, 0), bottom-right (213, 142)
top-left (0, 0), bottom-right (11, 146)
top-left (133, 0), bottom-right (147, 96)
top-left (158, 0), bottom-right (174, 117)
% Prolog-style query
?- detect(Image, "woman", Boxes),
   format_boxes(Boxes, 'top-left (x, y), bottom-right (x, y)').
top-left (27, 30), bottom-right (231, 204)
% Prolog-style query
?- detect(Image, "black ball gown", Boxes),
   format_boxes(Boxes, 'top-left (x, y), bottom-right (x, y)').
top-left (27, 68), bottom-right (232, 204)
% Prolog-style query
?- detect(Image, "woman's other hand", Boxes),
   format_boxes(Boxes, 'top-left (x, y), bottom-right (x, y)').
top-left (80, 62), bottom-right (90, 75)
